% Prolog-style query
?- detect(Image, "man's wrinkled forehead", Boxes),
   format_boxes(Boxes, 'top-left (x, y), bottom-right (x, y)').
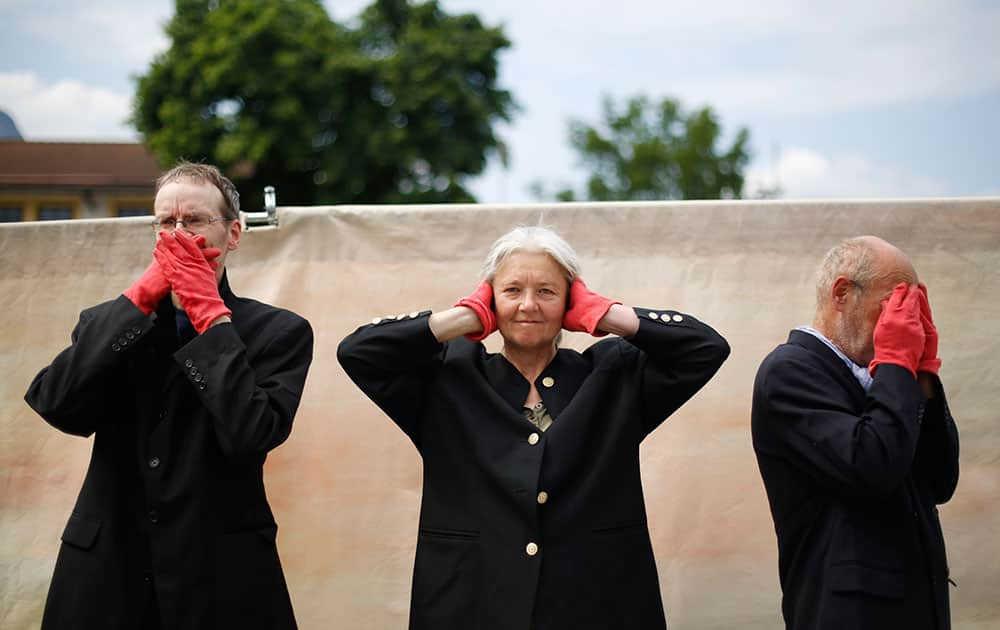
top-left (154, 179), bottom-right (226, 216)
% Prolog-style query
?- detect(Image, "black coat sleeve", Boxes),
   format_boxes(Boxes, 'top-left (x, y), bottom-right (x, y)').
top-left (337, 313), bottom-right (443, 448)
top-left (911, 375), bottom-right (960, 504)
top-left (175, 315), bottom-right (313, 457)
top-left (24, 296), bottom-right (155, 437)
top-left (754, 346), bottom-right (931, 499)
top-left (625, 308), bottom-right (731, 437)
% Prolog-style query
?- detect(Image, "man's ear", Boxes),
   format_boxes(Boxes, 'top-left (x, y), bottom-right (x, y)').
top-left (831, 276), bottom-right (854, 309)
top-left (227, 218), bottom-right (242, 252)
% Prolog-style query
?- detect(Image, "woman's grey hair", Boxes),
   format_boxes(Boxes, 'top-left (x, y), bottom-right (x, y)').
top-left (815, 236), bottom-right (879, 306)
top-left (481, 225), bottom-right (581, 283)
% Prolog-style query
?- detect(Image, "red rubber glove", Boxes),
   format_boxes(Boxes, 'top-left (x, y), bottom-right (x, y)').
top-left (868, 283), bottom-right (925, 379)
top-left (563, 278), bottom-right (621, 337)
top-left (124, 235), bottom-right (220, 315)
top-left (154, 231), bottom-right (231, 334)
top-left (455, 280), bottom-right (497, 341)
top-left (916, 283), bottom-right (941, 375)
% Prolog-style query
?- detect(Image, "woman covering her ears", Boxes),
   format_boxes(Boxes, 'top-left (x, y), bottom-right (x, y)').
top-left (338, 225), bottom-right (730, 630)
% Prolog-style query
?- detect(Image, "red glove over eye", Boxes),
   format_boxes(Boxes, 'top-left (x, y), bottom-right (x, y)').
top-left (868, 283), bottom-right (925, 379)
top-left (455, 280), bottom-right (497, 341)
top-left (916, 283), bottom-right (941, 375)
top-left (563, 278), bottom-right (620, 337)
top-left (154, 231), bottom-right (231, 334)
top-left (124, 234), bottom-right (220, 316)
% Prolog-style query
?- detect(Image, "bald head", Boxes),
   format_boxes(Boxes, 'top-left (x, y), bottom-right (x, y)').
top-left (815, 236), bottom-right (916, 309)
top-left (813, 236), bottom-right (918, 365)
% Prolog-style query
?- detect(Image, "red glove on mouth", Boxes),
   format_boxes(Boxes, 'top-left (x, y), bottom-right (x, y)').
top-left (154, 231), bottom-right (231, 334)
top-left (124, 234), bottom-right (220, 315)
top-left (916, 283), bottom-right (941, 375)
top-left (868, 283), bottom-right (925, 379)
top-left (455, 280), bottom-right (497, 341)
top-left (562, 278), bottom-right (621, 337)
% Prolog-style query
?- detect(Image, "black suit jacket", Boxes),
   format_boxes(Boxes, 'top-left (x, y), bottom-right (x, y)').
top-left (338, 307), bottom-right (729, 630)
top-left (25, 274), bottom-right (313, 630)
top-left (751, 330), bottom-right (959, 630)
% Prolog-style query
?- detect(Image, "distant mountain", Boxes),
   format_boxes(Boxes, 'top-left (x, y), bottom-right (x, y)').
top-left (0, 110), bottom-right (24, 140)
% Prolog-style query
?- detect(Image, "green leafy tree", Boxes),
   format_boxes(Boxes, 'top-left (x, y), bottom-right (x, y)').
top-left (133, 0), bottom-right (514, 205)
top-left (543, 95), bottom-right (751, 201)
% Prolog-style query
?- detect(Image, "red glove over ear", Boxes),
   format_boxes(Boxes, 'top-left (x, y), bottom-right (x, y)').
top-left (868, 283), bottom-right (925, 379)
top-left (154, 231), bottom-right (231, 334)
top-left (124, 234), bottom-right (220, 315)
top-left (455, 280), bottom-right (497, 341)
top-left (563, 278), bottom-right (621, 337)
top-left (916, 283), bottom-right (941, 375)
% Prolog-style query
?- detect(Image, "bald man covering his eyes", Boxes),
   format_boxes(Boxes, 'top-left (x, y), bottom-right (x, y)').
top-left (751, 236), bottom-right (959, 630)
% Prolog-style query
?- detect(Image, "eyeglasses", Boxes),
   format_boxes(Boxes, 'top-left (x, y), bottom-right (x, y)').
top-left (151, 215), bottom-right (231, 233)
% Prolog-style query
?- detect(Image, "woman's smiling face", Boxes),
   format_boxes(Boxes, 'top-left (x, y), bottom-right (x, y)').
top-left (492, 250), bottom-right (568, 352)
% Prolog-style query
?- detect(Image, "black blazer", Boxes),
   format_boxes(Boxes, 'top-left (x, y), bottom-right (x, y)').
top-left (338, 307), bottom-right (729, 630)
top-left (25, 274), bottom-right (313, 630)
top-left (751, 330), bottom-right (959, 630)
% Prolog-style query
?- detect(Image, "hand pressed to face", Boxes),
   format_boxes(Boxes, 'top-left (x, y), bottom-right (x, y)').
top-left (154, 231), bottom-right (232, 334)
top-left (492, 251), bottom-right (568, 352)
top-left (562, 277), bottom-right (620, 337)
top-left (455, 280), bottom-right (497, 341)
top-left (869, 283), bottom-right (925, 378)
top-left (124, 234), bottom-right (219, 316)
top-left (916, 283), bottom-right (941, 375)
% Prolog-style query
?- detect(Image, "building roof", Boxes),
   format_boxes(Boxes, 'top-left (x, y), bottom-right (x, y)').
top-left (0, 141), bottom-right (162, 187)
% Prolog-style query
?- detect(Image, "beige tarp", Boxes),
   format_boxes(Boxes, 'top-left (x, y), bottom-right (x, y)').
top-left (2, 199), bottom-right (998, 629)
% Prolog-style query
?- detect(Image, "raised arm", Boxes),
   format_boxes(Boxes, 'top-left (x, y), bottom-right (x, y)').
top-left (25, 297), bottom-right (150, 436)
top-left (563, 277), bottom-right (729, 436)
top-left (176, 314), bottom-right (313, 457)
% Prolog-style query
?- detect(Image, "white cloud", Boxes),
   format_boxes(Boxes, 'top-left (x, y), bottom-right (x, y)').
top-left (746, 146), bottom-right (950, 199)
top-left (453, 0), bottom-right (1000, 116)
top-left (0, 71), bottom-right (137, 140)
top-left (671, 9), bottom-right (1000, 116)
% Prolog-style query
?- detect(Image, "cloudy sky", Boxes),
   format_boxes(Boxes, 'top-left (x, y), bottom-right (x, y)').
top-left (1, 0), bottom-right (998, 202)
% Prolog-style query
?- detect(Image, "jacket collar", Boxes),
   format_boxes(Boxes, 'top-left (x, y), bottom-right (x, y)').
top-left (786, 329), bottom-right (866, 398)
top-left (218, 269), bottom-right (237, 306)
top-left (481, 348), bottom-right (590, 419)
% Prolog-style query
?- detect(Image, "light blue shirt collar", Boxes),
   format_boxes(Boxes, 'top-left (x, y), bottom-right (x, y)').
top-left (795, 326), bottom-right (873, 392)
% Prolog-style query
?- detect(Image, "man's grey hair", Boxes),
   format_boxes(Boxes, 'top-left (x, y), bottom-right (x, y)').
top-left (481, 225), bottom-right (581, 284)
top-left (815, 236), bottom-right (879, 306)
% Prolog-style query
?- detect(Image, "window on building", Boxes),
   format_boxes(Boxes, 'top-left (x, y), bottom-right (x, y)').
top-left (38, 206), bottom-right (73, 221)
top-left (0, 206), bottom-right (23, 222)
top-left (117, 206), bottom-right (151, 217)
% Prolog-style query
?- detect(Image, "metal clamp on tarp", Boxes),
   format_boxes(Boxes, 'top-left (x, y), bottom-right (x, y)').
top-left (240, 186), bottom-right (278, 231)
